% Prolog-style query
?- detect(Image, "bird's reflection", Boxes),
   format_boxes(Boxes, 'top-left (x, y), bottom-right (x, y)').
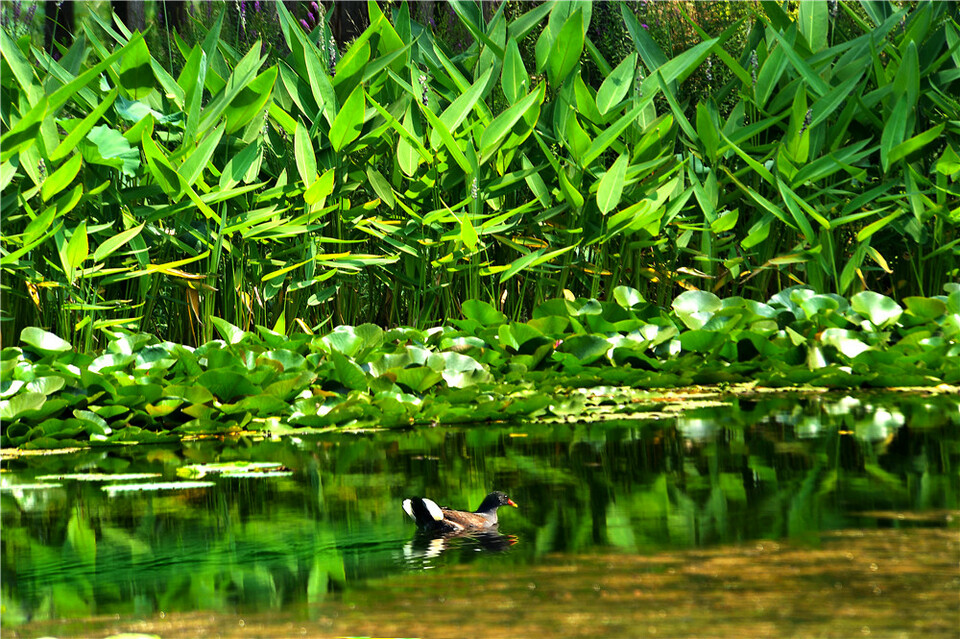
top-left (401, 529), bottom-right (518, 569)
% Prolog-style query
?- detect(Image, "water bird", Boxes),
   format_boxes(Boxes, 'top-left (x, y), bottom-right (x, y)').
top-left (402, 491), bottom-right (518, 533)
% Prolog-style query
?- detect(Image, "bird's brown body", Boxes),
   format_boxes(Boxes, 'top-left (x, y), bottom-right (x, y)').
top-left (403, 491), bottom-right (518, 533)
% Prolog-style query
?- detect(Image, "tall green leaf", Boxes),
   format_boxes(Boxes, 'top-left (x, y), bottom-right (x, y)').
top-left (329, 84), bottom-right (365, 152)
top-left (597, 153), bottom-right (629, 215)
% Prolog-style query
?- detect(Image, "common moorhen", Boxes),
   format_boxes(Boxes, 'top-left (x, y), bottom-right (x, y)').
top-left (402, 491), bottom-right (518, 533)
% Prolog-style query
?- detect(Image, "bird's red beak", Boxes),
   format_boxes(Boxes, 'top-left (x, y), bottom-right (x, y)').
top-left (507, 499), bottom-right (518, 508)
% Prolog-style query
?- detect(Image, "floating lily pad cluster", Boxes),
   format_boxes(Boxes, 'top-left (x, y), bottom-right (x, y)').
top-left (1, 286), bottom-right (958, 449)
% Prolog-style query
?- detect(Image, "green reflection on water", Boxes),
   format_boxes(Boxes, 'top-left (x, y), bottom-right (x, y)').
top-left (1, 392), bottom-right (958, 634)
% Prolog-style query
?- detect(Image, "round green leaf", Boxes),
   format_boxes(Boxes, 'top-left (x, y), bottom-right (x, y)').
top-left (851, 291), bottom-right (903, 328)
top-left (613, 286), bottom-right (646, 309)
top-left (20, 327), bottom-right (72, 353)
top-left (903, 296), bottom-right (947, 320)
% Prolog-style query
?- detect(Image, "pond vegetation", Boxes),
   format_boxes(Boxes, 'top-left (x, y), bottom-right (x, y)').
top-left (3, 286), bottom-right (958, 448)
top-left (1, 0), bottom-right (959, 636)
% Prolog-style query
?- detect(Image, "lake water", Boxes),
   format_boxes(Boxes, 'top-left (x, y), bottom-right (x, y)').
top-left (2, 391), bottom-right (958, 638)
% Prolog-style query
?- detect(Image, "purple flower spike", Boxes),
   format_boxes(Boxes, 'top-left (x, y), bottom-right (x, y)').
top-left (642, 23), bottom-right (649, 29)
top-left (307, 11), bottom-right (314, 23)
top-left (311, 1), bottom-right (320, 13)
top-left (254, 0), bottom-right (260, 11)
top-left (300, 18), bottom-right (309, 30)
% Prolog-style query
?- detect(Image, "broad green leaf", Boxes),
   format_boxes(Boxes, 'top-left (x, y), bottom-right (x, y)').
top-left (696, 102), bottom-right (719, 163)
top-left (46, 32), bottom-right (134, 114)
top-left (597, 153), bottom-right (629, 215)
top-left (396, 105), bottom-right (421, 177)
top-left (564, 111), bottom-right (591, 164)
top-left (64, 221), bottom-right (89, 277)
top-left (0, 27), bottom-right (38, 98)
top-left (417, 98), bottom-right (472, 174)
top-left (295, 121), bottom-right (317, 186)
top-left (141, 131), bottom-right (181, 198)
top-left (0, 392), bottom-right (46, 421)
top-left (332, 38), bottom-right (370, 93)
top-left (556, 165), bottom-right (584, 210)
top-left (367, 167), bottom-right (395, 209)
top-left (0, 97), bottom-right (46, 162)
top-left (196, 370), bottom-right (260, 402)
top-left (521, 154), bottom-right (552, 207)
top-left (118, 35), bottom-right (154, 99)
top-left (672, 290), bottom-right (722, 330)
top-left (856, 209), bottom-right (902, 242)
top-left (809, 72), bottom-right (863, 129)
top-left (428, 351), bottom-right (488, 388)
top-left (888, 123), bottom-right (945, 166)
top-left (434, 67), bottom-right (495, 150)
top-left (0, 159), bottom-right (16, 192)
top-left (329, 84), bottom-right (365, 152)
top-left (620, 3), bottom-right (668, 79)
top-left (210, 317), bottom-right (250, 344)
top-left (559, 334), bottom-right (610, 365)
top-left (225, 65), bottom-right (277, 134)
top-left (892, 39), bottom-right (919, 113)
top-left (798, 1), bottom-right (829, 53)
top-left (178, 124), bottom-right (224, 187)
top-left (49, 89), bottom-right (118, 163)
top-left (903, 297), bottom-right (946, 320)
top-left (596, 53), bottom-right (636, 115)
top-left (851, 291), bottom-right (902, 328)
top-left (41, 153), bottom-right (82, 202)
top-left (331, 351), bottom-right (369, 391)
top-left (82, 125), bottom-right (141, 177)
top-left (613, 286), bottom-right (646, 309)
top-left (304, 168), bottom-right (336, 208)
top-left (21, 327), bottom-right (72, 353)
top-left (547, 8), bottom-right (584, 87)
top-left (479, 83), bottom-right (544, 164)
top-left (93, 222), bottom-right (145, 262)
top-left (880, 95), bottom-right (909, 172)
top-left (501, 38), bottom-right (528, 105)
top-left (197, 41), bottom-right (265, 135)
top-left (219, 142), bottom-right (261, 190)
top-left (462, 300), bottom-right (507, 325)
top-left (582, 92), bottom-right (655, 167)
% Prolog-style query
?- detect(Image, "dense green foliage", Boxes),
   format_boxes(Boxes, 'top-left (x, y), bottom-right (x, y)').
top-left (2, 286), bottom-right (957, 448)
top-left (2, 1), bottom-right (958, 350)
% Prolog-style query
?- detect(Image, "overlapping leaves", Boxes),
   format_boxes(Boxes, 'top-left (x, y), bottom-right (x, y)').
top-left (2, 286), bottom-right (957, 449)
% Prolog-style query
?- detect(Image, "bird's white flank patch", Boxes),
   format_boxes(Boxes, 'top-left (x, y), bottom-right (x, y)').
top-left (423, 498), bottom-right (444, 521)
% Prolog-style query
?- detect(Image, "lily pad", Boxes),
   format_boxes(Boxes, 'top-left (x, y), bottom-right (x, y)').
top-left (176, 461), bottom-right (285, 478)
top-left (37, 473), bottom-right (162, 482)
top-left (102, 481), bottom-right (216, 494)
top-left (20, 327), bottom-right (72, 353)
top-left (851, 291), bottom-right (902, 328)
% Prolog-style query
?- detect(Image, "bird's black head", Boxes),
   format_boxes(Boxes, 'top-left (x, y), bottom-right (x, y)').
top-left (478, 491), bottom-right (518, 512)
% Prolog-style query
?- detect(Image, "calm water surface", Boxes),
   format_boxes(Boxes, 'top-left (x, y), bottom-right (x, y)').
top-left (2, 392), bottom-right (958, 638)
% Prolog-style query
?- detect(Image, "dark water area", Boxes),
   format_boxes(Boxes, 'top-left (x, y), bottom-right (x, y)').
top-left (2, 392), bottom-right (958, 638)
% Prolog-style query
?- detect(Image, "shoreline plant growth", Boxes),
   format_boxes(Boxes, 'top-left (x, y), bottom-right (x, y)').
top-left (2, 285), bottom-right (957, 449)
top-left (1, 1), bottom-right (957, 350)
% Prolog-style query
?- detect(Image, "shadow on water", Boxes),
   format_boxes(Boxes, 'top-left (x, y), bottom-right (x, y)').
top-left (2, 391), bottom-right (958, 637)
